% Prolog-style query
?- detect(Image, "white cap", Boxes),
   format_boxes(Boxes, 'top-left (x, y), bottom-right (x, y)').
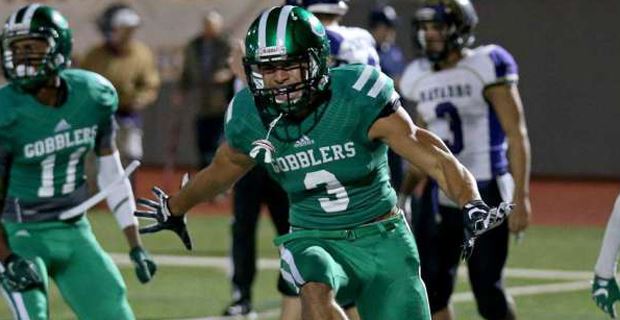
top-left (307, 2), bottom-right (348, 16)
top-left (111, 8), bottom-right (141, 28)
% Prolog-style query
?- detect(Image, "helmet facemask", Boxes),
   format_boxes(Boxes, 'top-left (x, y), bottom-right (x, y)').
top-left (2, 31), bottom-right (64, 91)
top-left (1, 4), bottom-right (73, 92)
top-left (414, 1), bottom-right (477, 63)
top-left (244, 48), bottom-right (329, 141)
top-left (243, 6), bottom-right (331, 143)
top-left (415, 15), bottom-right (451, 62)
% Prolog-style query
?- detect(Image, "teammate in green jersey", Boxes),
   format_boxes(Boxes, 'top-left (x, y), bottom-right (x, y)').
top-left (0, 4), bottom-right (155, 319)
top-left (137, 5), bottom-right (511, 320)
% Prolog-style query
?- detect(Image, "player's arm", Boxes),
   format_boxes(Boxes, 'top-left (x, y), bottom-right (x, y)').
top-left (94, 116), bottom-right (140, 248)
top-left (485, 83), bottom-right (531, 234)
top-left (167, 142), bottom-right (255, 215)
top-left (0, 147), bottom-right (42, 291)
top-left (134, 142), bottom-right (254, 250)
top-left (0, 145), bottom-right (12, 262)
top-left (398, 107), bottom-right (429, 201)
top-left (95, 115), bottom-right (156, 283)
top-left (369, 106), bottom-right (478, 206)
top-left (369, 103), bottom-right (512, 257)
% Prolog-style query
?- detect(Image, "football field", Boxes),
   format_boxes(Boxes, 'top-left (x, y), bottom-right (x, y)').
top-left (0, 211), bottom-right (612, 319)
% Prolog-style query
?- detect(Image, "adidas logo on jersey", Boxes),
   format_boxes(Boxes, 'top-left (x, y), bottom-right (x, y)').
top-left (54, 119), bottom-right (72, 132)
top-left (293, 135), bottom-right (314, 148)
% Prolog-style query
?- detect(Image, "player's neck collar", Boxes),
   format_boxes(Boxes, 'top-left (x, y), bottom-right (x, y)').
top-left (33, 77), bottom-right (67, 108)
top-left (434, 49), bottom-right (464, 71)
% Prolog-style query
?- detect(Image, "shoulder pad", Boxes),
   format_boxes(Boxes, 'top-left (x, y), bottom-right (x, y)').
top-left (326, 29), bottom-right (344, 56)
top-left (331, 65), bottom-right (395, 116)
top-left (332, 64), bottom-right (392, 100)
top-left (65, 69), bottom-right (119, 114)
top-left (224, 88), bottom-right (259, 154)
top-left (467, 44), bottom-right (519, 86)
top-left (399, 59), bottom-right (432, 101)
top-left (326, 26), bottom-right (379, 67)
top-left (331, 65), bottom-right (397, 135)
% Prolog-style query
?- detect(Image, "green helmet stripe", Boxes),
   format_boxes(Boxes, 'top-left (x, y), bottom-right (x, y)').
top-left (276, 5), bottom-right (294, 47)
top-left (257, 7), bottom-right (276, 49)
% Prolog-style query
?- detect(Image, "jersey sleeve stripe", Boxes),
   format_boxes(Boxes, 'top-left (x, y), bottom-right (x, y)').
top-left (352, 65), bottom-right (374, 91)
top-left (484, 74), bottom-right (519, 89)
top-left (367, 73), bottom-right (389, 98)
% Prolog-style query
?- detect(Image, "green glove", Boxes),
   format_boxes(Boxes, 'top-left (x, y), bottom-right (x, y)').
top-left (592, 275), bottom-right (620, 318)
top-left (129, 246), bottom-right (157, 284)
top-left (0, 254), bottom-right (43, 292)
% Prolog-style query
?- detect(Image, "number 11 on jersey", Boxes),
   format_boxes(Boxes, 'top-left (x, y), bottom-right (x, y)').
top-left (38, 147), bottom-right (87, 197)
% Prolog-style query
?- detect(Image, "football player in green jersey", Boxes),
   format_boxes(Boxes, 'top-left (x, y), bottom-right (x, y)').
top-left (0, 4), bottom-right (155, 319)
top-left (137, 5), bottom-right (511, 320)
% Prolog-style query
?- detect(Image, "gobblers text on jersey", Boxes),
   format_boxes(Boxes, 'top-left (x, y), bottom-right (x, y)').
top-left (23, 126), bottom-right (98, 158)
top-left (272, 142), bottom-right (356, 173)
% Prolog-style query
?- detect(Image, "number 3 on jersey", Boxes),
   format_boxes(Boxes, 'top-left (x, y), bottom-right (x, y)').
top-left (304, 170), bottom-right (349, 213)
top-left (38, 147), bottom-right (87, 197)
top-left (435, 102), bottom-right (464, 154)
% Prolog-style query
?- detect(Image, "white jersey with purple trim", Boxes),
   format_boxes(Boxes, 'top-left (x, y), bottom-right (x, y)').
top-left (326, 25), bottom-right (380, 68)
top-left (400, 44), bottom-right (518, 203)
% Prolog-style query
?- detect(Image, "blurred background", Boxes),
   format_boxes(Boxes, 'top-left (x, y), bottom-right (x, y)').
top-left (1, 0), bottom-right (617, 177)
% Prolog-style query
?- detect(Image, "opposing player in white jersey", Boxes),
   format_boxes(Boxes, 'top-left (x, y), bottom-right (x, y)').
top-left (592, 194), bottom-right (620, 318)
top-left (287, 0), bottom-right (380, 68)
top-left (399, 1), bottom-right (531, 319)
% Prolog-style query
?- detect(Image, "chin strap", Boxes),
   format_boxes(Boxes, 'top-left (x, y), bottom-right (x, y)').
top-left (249, 112), bottom-right (283, 164)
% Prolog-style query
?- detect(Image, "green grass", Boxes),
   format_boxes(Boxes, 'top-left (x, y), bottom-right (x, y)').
top-left (0, 211), bottom-right (611, 319)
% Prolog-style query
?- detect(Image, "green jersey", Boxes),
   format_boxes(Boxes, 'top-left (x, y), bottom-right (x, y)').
top-left (225, 64), bottom-right (398, 229)
top-left (0, 69), bottom-right (118, 222)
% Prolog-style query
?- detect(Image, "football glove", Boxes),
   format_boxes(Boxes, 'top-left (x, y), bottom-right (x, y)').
top-left (135, 185), bottom-right (193, 250)
top-left (462, 200), bottom-right (513, 260)
top-left (0, 254), bottom-right (43, 292)
top-left (129, 246), bottom-right (157, 284)
top-left (592, 275), bottom-right (620, 318)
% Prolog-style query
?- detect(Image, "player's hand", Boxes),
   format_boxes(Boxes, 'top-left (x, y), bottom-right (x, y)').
top-left (129, 246), bottom-right (157, 284)
top-left (508, 197), bottom-right (531, 234)
top-left (0, 254), bottom-right (43, 292)
top-left (592, 275), bottom-right (620, 318)
top-left (462, 200), bottom-right (513, 259)
top-left (135, 183), bottom-right (193, 250)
